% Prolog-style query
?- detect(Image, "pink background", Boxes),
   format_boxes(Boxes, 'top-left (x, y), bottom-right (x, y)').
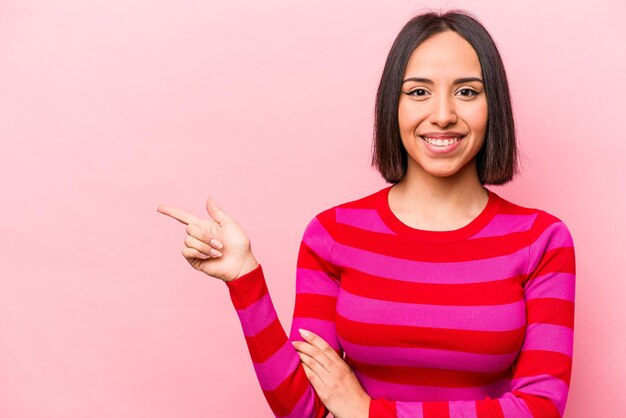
top-left (1, 0), bottom-right (624, 417)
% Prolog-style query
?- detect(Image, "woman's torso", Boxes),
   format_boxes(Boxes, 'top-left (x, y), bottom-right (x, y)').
top-left (328, 185), bottom-right (537, 402)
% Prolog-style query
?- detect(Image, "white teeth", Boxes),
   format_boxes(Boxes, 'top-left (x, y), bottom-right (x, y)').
top-left (422, 136), bottom-right (461, 146)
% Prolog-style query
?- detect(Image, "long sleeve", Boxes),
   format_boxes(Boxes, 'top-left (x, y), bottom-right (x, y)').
top-left (368, 213), bottom-right (576, 418)
top-left (226, 209), bottom-right (342, 418)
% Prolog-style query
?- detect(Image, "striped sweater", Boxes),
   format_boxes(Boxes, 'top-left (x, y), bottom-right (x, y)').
top-left (226, 185), bottom-right (576, 418)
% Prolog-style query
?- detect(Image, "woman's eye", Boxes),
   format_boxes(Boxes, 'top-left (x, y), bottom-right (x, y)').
top-left (458, 88), bottom-right (479, 97)
top-left (408, 88), bottom-right (428, 96)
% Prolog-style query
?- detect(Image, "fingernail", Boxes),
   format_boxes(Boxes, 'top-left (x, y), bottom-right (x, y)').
top-left (299, 329), bottom-right (310, 337)
top-left (209, 248), bottom-right (222, 257)
top-left (210, 239), bottom-right (223, 249)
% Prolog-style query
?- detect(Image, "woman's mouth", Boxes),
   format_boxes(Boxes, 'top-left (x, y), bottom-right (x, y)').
top-left (419, 135), bottom-right (465, 154)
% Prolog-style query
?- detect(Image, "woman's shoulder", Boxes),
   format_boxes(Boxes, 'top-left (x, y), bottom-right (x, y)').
top-left (303, 186), bottom-right (389, 229)
top-left (312, 186), bottom-right (387, 215)
top-left (493, 190), bottom-right (574, 242)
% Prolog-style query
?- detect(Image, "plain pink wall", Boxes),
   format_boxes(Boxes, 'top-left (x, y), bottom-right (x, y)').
top-left (1, 0), bottom-right (624, 417)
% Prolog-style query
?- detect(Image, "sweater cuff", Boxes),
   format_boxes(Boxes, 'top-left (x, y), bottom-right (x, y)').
top-left (225, 263), bottom-right (267, 310)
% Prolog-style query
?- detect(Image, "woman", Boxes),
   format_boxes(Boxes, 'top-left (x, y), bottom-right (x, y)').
top-left (157, 9), bottom-right (575, 418)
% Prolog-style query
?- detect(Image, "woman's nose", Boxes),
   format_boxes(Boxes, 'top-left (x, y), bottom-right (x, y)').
top-left (429, 95), bottom-right (458, 128)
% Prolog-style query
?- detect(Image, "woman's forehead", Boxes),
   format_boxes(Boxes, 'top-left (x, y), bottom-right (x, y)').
top-left (404, 31), bottom-right (482, 78)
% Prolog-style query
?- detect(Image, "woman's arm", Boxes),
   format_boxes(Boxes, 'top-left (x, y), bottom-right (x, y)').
top-left (226, 210), bottom-right (342, 418)
top-left (367, 215), bottom-right (575, 417)
top-left (156, 198), bottom-right (341, 416)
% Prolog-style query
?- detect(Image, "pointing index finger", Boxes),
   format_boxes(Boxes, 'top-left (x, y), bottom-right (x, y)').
top-left (155, 204), bottom-right (201, 225)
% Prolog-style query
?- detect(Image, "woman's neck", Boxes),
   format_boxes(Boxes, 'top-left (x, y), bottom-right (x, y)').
top-left (389, 161), bottom-right (488, 231)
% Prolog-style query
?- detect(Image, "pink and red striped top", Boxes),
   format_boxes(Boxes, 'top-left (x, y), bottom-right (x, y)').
top-left (226, 185), bottom-right (576, 417)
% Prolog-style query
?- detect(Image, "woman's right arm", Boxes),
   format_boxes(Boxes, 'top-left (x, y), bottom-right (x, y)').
top-left (156, 197), bottom-right (341, 417)
top-left (226, 210), bottom-right (342, 418)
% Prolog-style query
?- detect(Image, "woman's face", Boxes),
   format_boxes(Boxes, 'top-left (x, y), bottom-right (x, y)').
top-left (398, 30), bottom-right (488, 180)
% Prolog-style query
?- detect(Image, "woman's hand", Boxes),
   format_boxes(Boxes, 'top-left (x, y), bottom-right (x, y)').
top-left (156, 196), bottom-right (258, 282)
top-left (293, 329), bottom-right (371, 418)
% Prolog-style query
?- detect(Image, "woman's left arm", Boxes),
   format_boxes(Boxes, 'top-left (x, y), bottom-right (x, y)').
top-left (297, 213), bottom-right (576, 418)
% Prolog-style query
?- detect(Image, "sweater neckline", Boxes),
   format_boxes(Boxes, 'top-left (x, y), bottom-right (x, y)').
top-left (375, 184), bottom-right (501, 241)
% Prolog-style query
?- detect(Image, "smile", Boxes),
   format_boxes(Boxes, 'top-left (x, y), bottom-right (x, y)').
top-left (418, 135), bottom-right (466, 155)
top-left (421, 136), bottom-right (463, 146)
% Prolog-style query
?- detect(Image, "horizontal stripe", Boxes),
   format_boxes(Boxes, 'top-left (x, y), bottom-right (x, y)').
top-left (471, 213), bottom-right (537, 239)
top-left (295, 267), bottom-right (340, 296)
top-left (262, 364), bottom-right (309, 417)
top-left (253, 342), bottom-right (300, 391)
top-left (527, 247), bottom-right (576, 282)
top-left (511, 374), bottom-right (570, 402)
top-left (522, 323), bottom-right (573, 357)
top-left (498, 393), bottom-right (531, 418)
top-left (245, 318), bottom-right (287, 364)
top-left (526, 211), bottom-right (561, 240)
top-left (450, 401), bottom-right (479, 418)
top-left (370, 399), bottom-right (400, 417)
top-left (297, 241), bottom-right (338, 276)
top-left (528, 222), bottom-right (574, 269)
top-left (513, 350), bottom-right (572, 385)
top-left (333, 242), bottom-right (528, 284)
top-left (525, 272), bottom-right (575, 302)
top-left (336, 290), bottom-right (526, 331)
top-left (279, 387), bottom-right (324, 418)
top-left (397, 401), bottom-right (423, 418)
top-left (514, 383), bottom-right (566, 417)
top-left (336, 313), bottom-right (525, 355)
top-left (349, 357), bottom-right (510, 388)
top-left (340, 339), bottom-right (518, 373)
top-left (476, 398), bottom-right (505, 417)
top-left (402, 399), bottom-right (479, 418)
top-left (294, 293), bottom-right (337, 322)
top-left (289, 317), bottom-right (341, 351)
top-left (336, 207), bottom-right (395, 234)
top-left (526, 298), bottom-right (574, 328)
top-left (356, 372), bottom-right (512, 402)
top-left (300, 217), bottom-right (335, 263)
top-left (341, 268), bottom-right (524, 306)
top-left (423, 401), bottom-right (450, 418)
top-left (236, 292), bottom-right (277, 337)
top-left (334, 221), bottom-right (533, 262)
top-left (526, 247), bottom-right (575, 280)
top-left (227, 263), bottom-right (266, 309)
top-left (278, 390), bottom-right (311, 418)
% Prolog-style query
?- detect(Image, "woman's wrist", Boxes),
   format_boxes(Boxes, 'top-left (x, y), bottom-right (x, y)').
top-left (234, 255), bottom-right (259, 280)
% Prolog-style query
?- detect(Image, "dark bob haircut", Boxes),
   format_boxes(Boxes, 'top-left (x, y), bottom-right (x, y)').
top-left (371, 9), bottom-right (519, 185)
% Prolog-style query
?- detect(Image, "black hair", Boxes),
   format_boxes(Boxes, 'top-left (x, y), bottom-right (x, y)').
top-left (371, 9), bottom-right (519, 185)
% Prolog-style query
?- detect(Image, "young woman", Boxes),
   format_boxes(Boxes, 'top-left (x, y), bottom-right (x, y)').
top-left (157, 9), bottom-right (575, 418)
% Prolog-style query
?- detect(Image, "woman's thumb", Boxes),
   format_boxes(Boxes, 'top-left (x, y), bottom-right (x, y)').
top-left (206, 196), bottom-right (229, 224)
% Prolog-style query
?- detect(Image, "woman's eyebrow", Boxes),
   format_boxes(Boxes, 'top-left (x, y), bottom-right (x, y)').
top-left (402, 77), bottom-right (484, 84)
